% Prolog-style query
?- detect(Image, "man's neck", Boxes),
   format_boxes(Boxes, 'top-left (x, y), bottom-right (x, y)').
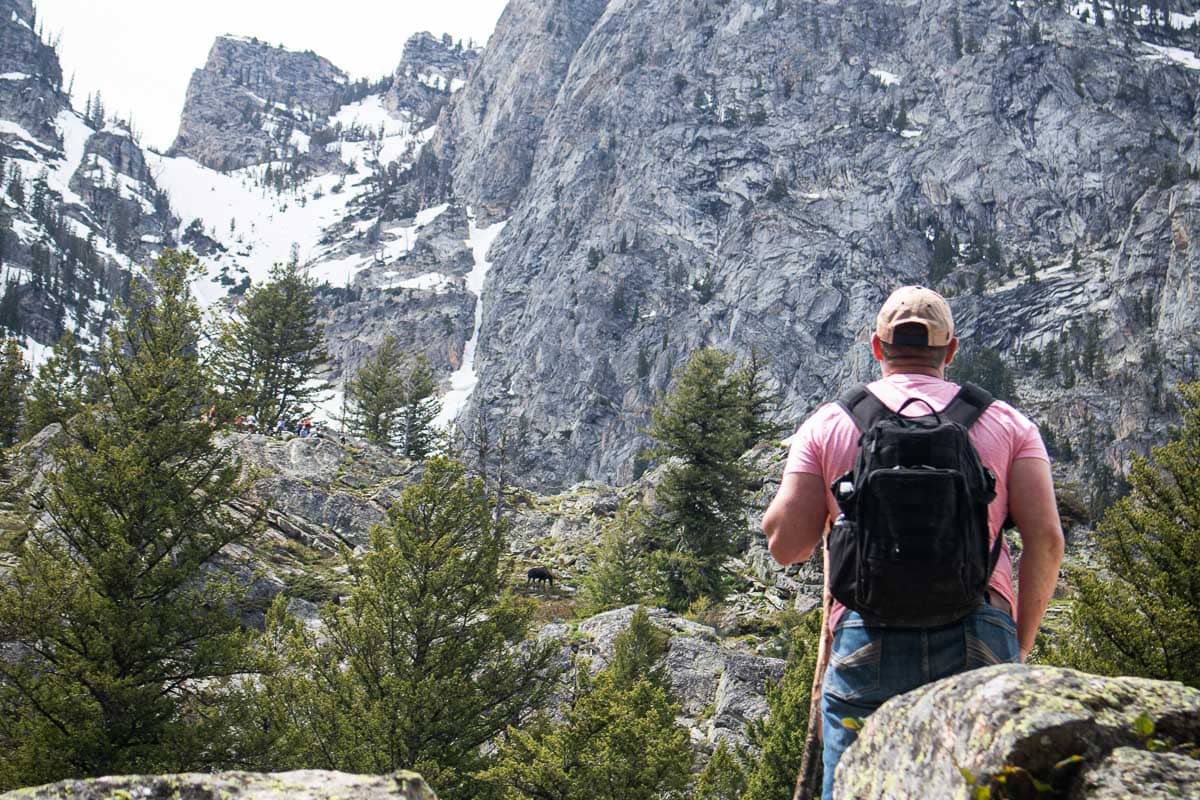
top-left (880, 363), bottom-right (946, 379)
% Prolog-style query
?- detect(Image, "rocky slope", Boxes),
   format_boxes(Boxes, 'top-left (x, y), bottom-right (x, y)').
top-left (420, 0), bottom-right (1200, 489)
top-left (0, 0), bottom-right (175, 354)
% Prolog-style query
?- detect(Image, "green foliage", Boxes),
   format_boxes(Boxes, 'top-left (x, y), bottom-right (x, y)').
top-left (948, 346), bottom-right (1019, 404)
top-left (250, 458), bottom-right (559, 799)
top-left (345, 337), bottom-right (440, 458)
top-left (215, 260), bottom-right (329, 427)
top-left (735, 349), bottom-right (784, 450)
top-left (345, 335), bottom-right (405, 445)
top-left (1049, 383), bottom-right (1200, 688)
top-left (741, 612), bottom-right (822, 800)
top-left (0, 338), bottom-right (28, 446)
top-left (577, 507), bottom-right (653, 617)
top-left (928, 227), bottom-right (956, 284)
top-left (396, 353), bottom-right (440, 459)
top-left (644, 349), bottom-right (754, 610)
top-left (694, 741), bottom-right (748, 800)
top-left (480, 607), bottom-right (691, 800)
top-left (21, 330), bottom-right (90, 439)
top-left (0, 250), bottom-right (260, 789)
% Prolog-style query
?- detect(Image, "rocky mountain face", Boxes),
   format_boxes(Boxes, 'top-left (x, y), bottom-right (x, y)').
top-left (417, 0), bottom-right (1200, 489)
top-left (171, 35), bottom-right (352, 173)
top-left (386, 33), bottom-right (479, 126)
top-left (0, 0), bottom-right (175, 354)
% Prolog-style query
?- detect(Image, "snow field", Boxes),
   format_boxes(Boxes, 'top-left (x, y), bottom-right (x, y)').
top-left (433, 216), bottom-right (508, 430)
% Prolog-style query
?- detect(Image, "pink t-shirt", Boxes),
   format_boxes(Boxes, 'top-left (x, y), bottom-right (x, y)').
top-left (783, 373), bottom-right (1049, 631)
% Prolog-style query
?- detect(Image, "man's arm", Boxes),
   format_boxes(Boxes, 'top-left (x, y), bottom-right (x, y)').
top-left (762, 472), bottom-right (829, 565)
top-left (1007, 457), bottom-right (1066, 662)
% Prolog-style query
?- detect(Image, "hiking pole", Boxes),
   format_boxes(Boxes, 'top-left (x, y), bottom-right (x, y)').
top-left (793, 526), bottom-right (834, 800)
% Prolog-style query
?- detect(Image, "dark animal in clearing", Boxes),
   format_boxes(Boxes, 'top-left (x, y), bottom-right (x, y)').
top-left (526, 567), bottom-right (554, 587)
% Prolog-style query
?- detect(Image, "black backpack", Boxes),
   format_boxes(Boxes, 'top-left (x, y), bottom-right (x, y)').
top-left (827, 382), bottom-right (1001, 627)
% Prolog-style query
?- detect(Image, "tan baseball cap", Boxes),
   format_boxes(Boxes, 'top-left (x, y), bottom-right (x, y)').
top-left (876, 286), bottom-right (954, 346)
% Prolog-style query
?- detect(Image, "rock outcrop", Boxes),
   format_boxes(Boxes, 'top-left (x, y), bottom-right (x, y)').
top-left (386, 33), bottom-right (479, 127)
top-left (835, 664), bottom-right (1200, 799)
top-left (171, 35), bottom-right (350, 172)
top-left (545, 604), bottom-right (785, 752)
top-left (0, 770), bottom-right (438, 800)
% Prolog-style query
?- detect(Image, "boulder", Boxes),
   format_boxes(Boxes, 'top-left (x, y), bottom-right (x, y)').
top-left (0, 770), bottom-right (437, 800)
top-left (835, 665), bottom-right (1200, 800)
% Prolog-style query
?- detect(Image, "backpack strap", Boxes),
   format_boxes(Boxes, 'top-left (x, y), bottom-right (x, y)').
top-left (941, 382), bottom-right (994, 429)
top-left (836, 384), bottom-right (890, 433)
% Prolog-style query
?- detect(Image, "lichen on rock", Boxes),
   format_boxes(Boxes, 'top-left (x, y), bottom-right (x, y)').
top-left (834, 665), bottom-right (1200, 799)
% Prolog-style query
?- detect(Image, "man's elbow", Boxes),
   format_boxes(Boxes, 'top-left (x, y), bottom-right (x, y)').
top-left (764, 518), bottom-right (815, 566)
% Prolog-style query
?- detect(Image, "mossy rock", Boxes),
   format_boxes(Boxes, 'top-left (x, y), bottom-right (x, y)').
top-left (835, 665), bottom-right (1200, 800)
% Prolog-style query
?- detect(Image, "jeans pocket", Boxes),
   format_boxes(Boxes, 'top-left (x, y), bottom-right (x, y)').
top-left (825, 622), bottom-right (883, 702)
top-left (965, 606), bottom-right (1020, 668)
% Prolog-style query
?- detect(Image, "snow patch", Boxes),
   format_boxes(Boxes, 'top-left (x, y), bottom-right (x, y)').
top-left (1142, 43), bottom-right (1200, 70)
top-left (901, 128), bottom-right (924, 138)
top-left (434, 216), bottom-right (507, 430)
top-left (0, 72), bottom-right (30, 81)
top-left (384, 272), bottom-right (458, 293)
top-left (870, 69), bottom-right (902, 86)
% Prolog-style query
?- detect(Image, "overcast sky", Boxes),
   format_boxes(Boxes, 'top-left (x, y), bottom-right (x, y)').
top-left (33, 0), bottom-right (509, 151)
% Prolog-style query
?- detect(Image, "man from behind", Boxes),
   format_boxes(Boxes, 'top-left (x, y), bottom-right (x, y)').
top-left (761, 286), bottom-right (1065, 800)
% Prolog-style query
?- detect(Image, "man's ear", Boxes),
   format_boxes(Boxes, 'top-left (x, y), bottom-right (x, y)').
top-left (871, 333), bottom-right (884, 362)
top-left (944, 337), bottom-right (959, 365)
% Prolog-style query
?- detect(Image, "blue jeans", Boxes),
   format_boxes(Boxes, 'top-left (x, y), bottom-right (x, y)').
top-left (820, 605), bottom-right (1020, 800)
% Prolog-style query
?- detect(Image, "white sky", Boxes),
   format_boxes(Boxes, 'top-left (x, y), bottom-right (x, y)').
top-left (33, 0), bottom-right (509, 151)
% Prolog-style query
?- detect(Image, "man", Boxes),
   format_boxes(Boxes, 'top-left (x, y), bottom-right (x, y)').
top-left (761, 286), bottom-right (1065, 799)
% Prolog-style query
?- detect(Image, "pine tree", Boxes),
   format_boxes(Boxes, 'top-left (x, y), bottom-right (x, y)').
top-left (344, 335), bottom-right (405, 445)
top-left (21, 330), bottom-right (90, 438)
top-left (736, 348), bottom-right (784, 450)
top-left (740, 612), bottom-right (822, 800)
top-left (250, 458), bottom-right (559, 799)
top-left (0, 338), bottom-right (28, 446)
top-left (577, 507), bottom-right (653, 616)
top-left (397, 353), bottom-right (439, 459)
top-left (215, 261), bottom-right (329, 427)
top-left (0, 250), bottom-right (260, 789)
top-left (948, 346), bottom-right (1019, 404)
top-left (1049, 383), bottom-right (1200, 687)
top-left (645, 349), bottom-right (752, 610)
top-left (694, 742), bottom-right (749, 800)
top-left (479, 607), bottom-right (692, 800)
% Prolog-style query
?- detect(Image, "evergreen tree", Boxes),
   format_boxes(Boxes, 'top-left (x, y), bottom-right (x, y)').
top-left (344, 335), bottom-right (405, 445)
top-left (0, 338), bottom-right (28, 446)
top-left (215, 261), bottom-right (328, 427)
top-left (397, 354), bottom-right (439, 459)
top-left (1040, 340), bottom-right (1059, 381)
top-left (1049, 383), bottom-right (1200, 687)
top-left (694, 742), bottom-right (749, 800)
top-left (740, 613), bottom-right (822, 800)
top-left (21, 330), bottom-right (90, 438)
top-left (735, 348), bottom-right (784, 451)
top-left (250, 458), bottom-right (559, 799)
top-left (480, 607), bottom-right (692, 800)
top-left (645, 349), bottom-right (752, 610)
top-left (577, 507), bottom-right (653, 616)
top-left (948, 345), bottom-right (1018, 404)
top-left (0, 250), bottom-right (260, 789)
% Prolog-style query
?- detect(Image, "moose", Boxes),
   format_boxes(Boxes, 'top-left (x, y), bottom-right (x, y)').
top-left (526, 566), bottom-right (555, 588)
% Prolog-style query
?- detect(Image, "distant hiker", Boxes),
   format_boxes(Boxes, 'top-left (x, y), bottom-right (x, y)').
top-left (762, 286), bottom-right (1064, 800)
top-left (526, 567), bottom-right (554, 588)
top-left (274, 419), bottom-right (287, 437)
